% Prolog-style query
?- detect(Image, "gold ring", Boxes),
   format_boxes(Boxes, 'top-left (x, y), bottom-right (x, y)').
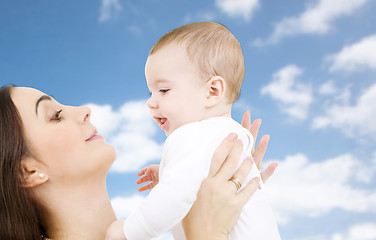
top-left (228, 177), bottom-right (242, 191)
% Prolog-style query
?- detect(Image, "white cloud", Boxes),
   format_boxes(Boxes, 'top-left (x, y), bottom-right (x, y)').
top-left (99, 0), bottom-right (122, 22)
top-left (261, 65), bottom-right (313, 120)
top-left (312, 83), bottom-right (376, 139)
top-left (292, 222), bottom-right (376, 240)
top-left (88, 100), bottom-right (163, 172)
top-left (112, 195), bottom-right (174, 239)
top-left (333, 85), bottom-right (351, 104)
top-left (328, 34), bottom-right (376, 72)
top-left (253, 0), bottom-right (369, 46)
top-left (318, 81), bottom-right (351, 104)
top-left (266, 153), bottom-right (376, 225)
top-left (346, 223), bottom-right (376, 240)
top-left (318, 80), bottom-right (338, 95)
top-left (216, 0), bottom-right (259, 21)
top-left (111, 131), bottom-right (163, 172)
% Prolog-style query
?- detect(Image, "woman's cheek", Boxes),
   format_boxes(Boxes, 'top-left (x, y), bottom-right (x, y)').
top-left (41, 129), bottom-right (83, 163)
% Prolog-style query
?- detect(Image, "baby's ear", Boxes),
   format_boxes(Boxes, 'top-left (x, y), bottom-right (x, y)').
top-left (205, 76), bottom-right (226, 107)
top-left (20, 157), bottom-right (48, 188)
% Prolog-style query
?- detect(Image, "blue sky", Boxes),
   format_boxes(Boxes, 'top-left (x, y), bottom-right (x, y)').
top-left (1, 0), bottom-right (376, 239)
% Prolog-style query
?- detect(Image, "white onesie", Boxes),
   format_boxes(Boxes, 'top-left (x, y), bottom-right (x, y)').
top-left (123, 117), bottom-right (281, 240)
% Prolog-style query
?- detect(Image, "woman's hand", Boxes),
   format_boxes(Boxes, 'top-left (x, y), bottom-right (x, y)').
top-left (136, 164), bottom-right (160, 192)
top-left (182, 133), bottom-right (261, 240)
top-left (241, 111), bottom-right (277, 182)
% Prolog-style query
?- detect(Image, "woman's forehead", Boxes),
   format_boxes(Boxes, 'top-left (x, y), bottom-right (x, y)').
top-left (11, 87), bottom-right (47, 116)
top-left (12, 87), bottom-right (45, 100)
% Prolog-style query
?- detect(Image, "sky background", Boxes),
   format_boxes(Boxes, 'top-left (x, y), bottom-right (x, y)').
top-left (1, 0), bottom-right (376, 239)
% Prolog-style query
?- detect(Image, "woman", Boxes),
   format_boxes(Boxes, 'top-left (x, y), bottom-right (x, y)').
top-left (0, 85), bottom-right (276, 239)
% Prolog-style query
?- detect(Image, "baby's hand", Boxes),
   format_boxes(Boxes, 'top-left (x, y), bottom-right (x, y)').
top-left (136, 164), bottom-right (160, 192)
top-left (105, 220), bottom-right (126, 240)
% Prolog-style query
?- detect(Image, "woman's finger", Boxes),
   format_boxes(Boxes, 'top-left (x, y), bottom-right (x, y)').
top-left (216, 139), bottom-right (243, 180)
top-left (227, 157), bottom-right (254, 191)
top-left (252, 135), bottom-right (270, 170)
top-left (208, 133), bottom-right (238, 177)
top-left (260, 162), bottom-right (278, 183)
top-left (249, 119), bottom-right (261, 154)
top-left (237, 177), bottom-right (260, 206)
top-left (240, 111), bottom-right (262, 157)
top-left (241, 111), bottom-right (251, 130)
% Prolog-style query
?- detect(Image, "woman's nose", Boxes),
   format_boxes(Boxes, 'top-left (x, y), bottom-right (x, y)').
top-left (77, 106), bottom-right (91, 123)
top-left (146, 96), bottom-right (158, 109)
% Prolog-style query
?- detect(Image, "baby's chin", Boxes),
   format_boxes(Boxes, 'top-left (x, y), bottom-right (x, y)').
top-left (164, 129), bottom-right (172, 137)
top-left (164, 125), bottom-right (178, 137)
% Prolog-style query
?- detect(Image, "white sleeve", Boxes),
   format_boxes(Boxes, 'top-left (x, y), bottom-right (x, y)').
top-left (123, 125), bottom-right (218, 240)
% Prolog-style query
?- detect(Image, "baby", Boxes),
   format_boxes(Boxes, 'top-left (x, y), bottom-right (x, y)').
top-left (107, 22), bottom-right (281, 240)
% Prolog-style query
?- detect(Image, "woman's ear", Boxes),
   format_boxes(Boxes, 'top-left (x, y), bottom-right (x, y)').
top-left (20, 157), bottom-right (48, 188)
top-left (206, 76), bottom-right (226, 107)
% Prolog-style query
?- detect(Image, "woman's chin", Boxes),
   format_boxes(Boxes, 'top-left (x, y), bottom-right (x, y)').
top-left (104, 145), bottom-right (117, 167)
top-left (91, 144), bottom-right (118, 175)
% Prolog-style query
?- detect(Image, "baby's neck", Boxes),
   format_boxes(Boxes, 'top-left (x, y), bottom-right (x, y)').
top-left (203, 103), bottom-right (232, 120)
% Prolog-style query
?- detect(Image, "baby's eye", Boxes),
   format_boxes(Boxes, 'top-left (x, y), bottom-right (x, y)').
top-left (51, 109), bottom-right (63, 121)
top-left (159, 89), bottom-right (170, 94)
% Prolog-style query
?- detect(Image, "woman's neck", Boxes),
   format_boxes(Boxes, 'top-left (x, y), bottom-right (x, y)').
top-left (40, 179), bottom-right (116, 240)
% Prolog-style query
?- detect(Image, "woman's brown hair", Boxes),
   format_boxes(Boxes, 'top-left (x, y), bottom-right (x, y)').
top-left (0, 85), bottom-right (48, 239)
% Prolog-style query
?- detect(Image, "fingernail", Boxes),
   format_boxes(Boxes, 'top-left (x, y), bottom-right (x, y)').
top-left (228, 133), bottom-right (238, 142)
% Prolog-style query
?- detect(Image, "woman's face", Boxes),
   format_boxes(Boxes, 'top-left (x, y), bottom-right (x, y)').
top-left (11, 87), bottom-right (116, 184)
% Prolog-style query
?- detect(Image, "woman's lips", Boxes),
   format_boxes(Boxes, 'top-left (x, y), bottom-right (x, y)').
top-left (86, 134), bottom-right (103, 141)
top-left (86, 130), bottom-right (104, 141)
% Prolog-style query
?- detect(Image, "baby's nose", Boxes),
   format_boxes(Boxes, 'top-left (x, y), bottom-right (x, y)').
top-left (146, 97), bottom-right (158, 109)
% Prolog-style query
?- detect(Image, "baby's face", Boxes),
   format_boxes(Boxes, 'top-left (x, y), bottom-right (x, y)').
top-left (145, 44), bottom-right (208, 136)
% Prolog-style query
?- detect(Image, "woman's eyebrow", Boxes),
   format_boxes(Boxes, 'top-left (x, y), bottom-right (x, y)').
top-left (35, 95), bottom-right (53, 115)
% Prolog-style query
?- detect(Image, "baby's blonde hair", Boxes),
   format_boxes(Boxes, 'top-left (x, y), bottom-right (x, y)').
top-left (149, 22), bottom-right (245, 103)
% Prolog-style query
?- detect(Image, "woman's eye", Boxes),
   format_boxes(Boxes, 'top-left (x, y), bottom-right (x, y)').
top-left (159, 89), bottom-right (170, 94)
top-left (51, 109), bottom-right (63, 121)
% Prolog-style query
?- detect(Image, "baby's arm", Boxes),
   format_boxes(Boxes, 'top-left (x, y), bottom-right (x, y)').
top-left (122, 126), bottom-right (222, 240)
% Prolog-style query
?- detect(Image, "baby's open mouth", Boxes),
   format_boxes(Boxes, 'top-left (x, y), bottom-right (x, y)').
top-left (153, 116), bottom-right (168, 130)
top-left (159, 118), bottom-right (167, 130)
top-left (155, 117), bottom-right (167, 130)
